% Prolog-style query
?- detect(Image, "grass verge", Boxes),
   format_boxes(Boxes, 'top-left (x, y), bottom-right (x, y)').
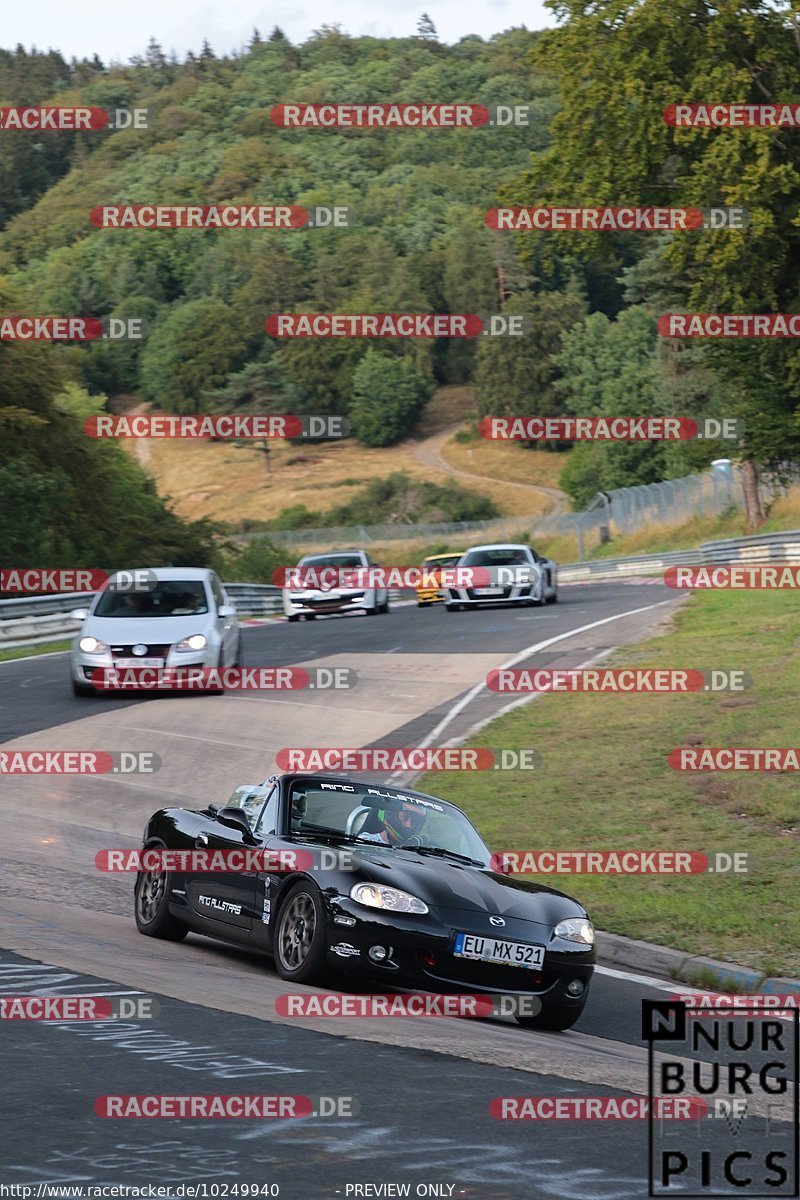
top-left (420, 588), bottom-right (800, 978)
top-left (0, 640), bottom-right (71, 662)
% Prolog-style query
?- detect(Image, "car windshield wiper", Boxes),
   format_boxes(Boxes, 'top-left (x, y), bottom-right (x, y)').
top-left (398, 845), bottom-right (485, 867)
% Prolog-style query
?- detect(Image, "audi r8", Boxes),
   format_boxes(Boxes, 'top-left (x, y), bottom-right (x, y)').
top-left (445, 543), bottom-right (558, 611)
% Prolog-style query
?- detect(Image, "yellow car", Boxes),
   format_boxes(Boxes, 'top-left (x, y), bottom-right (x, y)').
top-left (416, 552), bottom-right (463, 607)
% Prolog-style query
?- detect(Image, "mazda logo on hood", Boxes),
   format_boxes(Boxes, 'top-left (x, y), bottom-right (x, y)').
top-left (489, 916), bottom-right (505, 927)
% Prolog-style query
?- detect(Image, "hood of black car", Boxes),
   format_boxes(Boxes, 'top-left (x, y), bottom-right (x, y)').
top-left (348, 846), bottom-right (588, 923)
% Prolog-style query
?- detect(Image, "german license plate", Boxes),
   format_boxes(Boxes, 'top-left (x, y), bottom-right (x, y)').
top-left (113, 657), bottom-right (165, 668)
top-left (474, 587), bottom-right (504, 597)
top-left (453, 932), bottom-right (544, 969)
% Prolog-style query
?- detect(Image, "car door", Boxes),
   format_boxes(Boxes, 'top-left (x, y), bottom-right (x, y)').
top-left (365, 552), bottom-right (386, 607)
top-left (183, 788), bottom-right (271, 936)
top-left (210, 572), bottom-right (236, 664)
top-left (247, 785), bottom-right (284, 949)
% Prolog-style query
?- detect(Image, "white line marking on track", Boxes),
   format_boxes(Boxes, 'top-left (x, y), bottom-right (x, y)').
top-left (595, 965), bottom-right (707, 993)
top-left (417, 600), bottom-right (675, 748)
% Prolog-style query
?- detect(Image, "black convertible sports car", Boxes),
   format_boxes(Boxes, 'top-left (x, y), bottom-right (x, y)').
top-left (135, 772), bottom-right (596, 1030)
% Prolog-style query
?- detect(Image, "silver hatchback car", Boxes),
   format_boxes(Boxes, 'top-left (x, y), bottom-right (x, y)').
top-left (69, 567), bottom-right (240, 696)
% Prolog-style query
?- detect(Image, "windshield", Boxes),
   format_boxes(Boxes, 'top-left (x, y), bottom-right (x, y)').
top-left (288, 780), bottom-right (491, 864)
top-left (94, 580), bottom-right (209, 617)
top-left (300, 554), bottom-right (365, 570)
top-left (423, 555), bottom-right (461, 569)
top-left (460, 548), bottom-right (529, 567)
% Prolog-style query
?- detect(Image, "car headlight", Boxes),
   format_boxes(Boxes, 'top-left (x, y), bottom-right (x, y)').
top-left (175, 634), bottom-right (207, 652)
top-left (554, 917), bottom-right (594, 945)
top-left (350, 883), bottom-right (428, 915)
top-left (78, 636), bottom-right (107, 654)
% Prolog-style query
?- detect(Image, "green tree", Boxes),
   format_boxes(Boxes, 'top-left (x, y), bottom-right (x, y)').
top-left (140, 299), bottom-right (249, 412)
top-left (513, 0), bottom-right (800, 523)
top-left (416, 14), bottom-right (439, 40)
top-left (474, 291), bottom-right (586, 425)
top-left (349, 349), bottom-right (434, 446)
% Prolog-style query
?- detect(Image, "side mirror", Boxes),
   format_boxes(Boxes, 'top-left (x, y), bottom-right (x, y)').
top-left (69, 608), bottom-right (89, 622)
top-left (215, 806), bottom-right (255, 838)
top-left (218, 604), bottom-right (237, 618)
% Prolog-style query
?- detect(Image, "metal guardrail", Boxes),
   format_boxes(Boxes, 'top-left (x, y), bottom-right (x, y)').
top-left (558, 529), bottom-right (800, 582)
top-left (224, 583), bottom-right (282, 616)
top-left (701, 531), bottom-right (800, 565)
top-left (558, 549), bottom-right (698, 583)
top-left (0, 582), bottom-right (407, 648)
top-left (2, 531), bottom-right (800, 648)
top-left (0, 583), bottom-right (284, 649)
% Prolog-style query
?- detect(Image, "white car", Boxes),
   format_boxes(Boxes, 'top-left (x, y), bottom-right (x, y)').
top-left (445, 543), bottom-right (558, 612)
top-left (282, 550), bottom-right (389, 620)
top-left (69, 567), bottom-right (240, 696)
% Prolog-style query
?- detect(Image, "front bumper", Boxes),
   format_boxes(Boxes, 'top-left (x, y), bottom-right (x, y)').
top-left (446, 584), bottom-right (540, 606)
top-left (325, 896), bottom-right (595, 1006)
top-left (283, 590), bottom-right (371, 616)
top-left (416, 586), bottom-right (444, 604)
top-left (71, 644), bottom-right (215, 686)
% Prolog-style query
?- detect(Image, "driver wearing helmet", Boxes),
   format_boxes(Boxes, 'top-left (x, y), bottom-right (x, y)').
top-left (358, 801), bottom-right (427, 847)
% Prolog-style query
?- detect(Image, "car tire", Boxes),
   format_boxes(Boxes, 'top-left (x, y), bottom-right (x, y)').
top-left (134, 846), bottom-right (188, 942)
top-left (231, 632), bottom-right (243, 667)
top-left (366, 604), bottom-right (378, 616)
top-left (515, 999), bottom-right (587, 1032)
top-left (304, 613), bottom-right (317, 621)
top-left (445, 603), bottom-right (462, 613)
top-left (71, 677), bottom-right (95, 697)
top-left (379, 598), bottom-right (390, 614)
top-left (287, 614), bottom-right (300, 623)
top-left (274, 882), bottom-right (329, 984)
